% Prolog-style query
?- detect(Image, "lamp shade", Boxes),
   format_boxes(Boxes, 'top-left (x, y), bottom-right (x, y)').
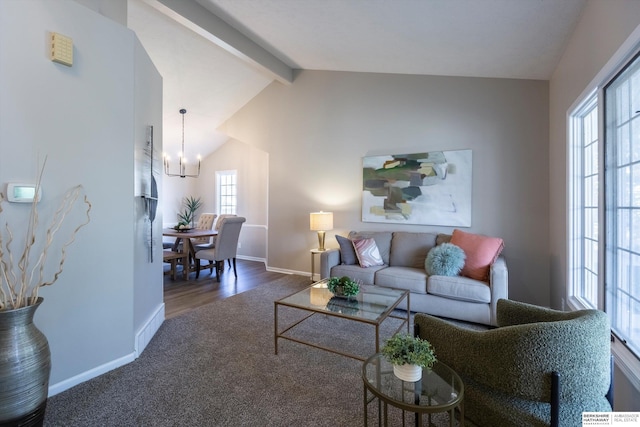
top-left (310, 211), bottom-right (333, 231)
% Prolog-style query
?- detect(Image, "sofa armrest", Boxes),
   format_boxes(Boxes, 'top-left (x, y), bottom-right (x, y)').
top-left (488, 255), bottom-right (508, 326)
top-left (320, 248), bottom-right (340, 279)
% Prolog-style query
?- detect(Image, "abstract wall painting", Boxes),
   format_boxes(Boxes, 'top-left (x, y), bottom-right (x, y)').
top-left (362, 150), bottom-right (472, 227)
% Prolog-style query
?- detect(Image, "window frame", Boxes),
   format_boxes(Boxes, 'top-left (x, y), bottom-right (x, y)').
top-left (568, 90), bottom-right (600, 312)
top-left (603, 50), bottom-right (640, 366)
top-left (216, 170), bottom-right (237, 216)
top-left (567, 33), bottom-right (640, 390)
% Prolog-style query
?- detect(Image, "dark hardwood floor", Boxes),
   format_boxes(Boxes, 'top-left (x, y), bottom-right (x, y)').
top-left (163, 259), bottom-right (298, 319)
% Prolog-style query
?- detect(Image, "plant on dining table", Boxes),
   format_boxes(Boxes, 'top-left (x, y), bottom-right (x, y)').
top-left (175, 196), bottom-right (202, 229)
top-left (0, 159), bottom-right (91, 310)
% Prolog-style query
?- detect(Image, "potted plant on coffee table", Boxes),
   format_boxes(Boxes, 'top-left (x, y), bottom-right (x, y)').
top-left (326, 276), bottom-right (360, 298)
top-left (381, 333), bottom-right (436, 382)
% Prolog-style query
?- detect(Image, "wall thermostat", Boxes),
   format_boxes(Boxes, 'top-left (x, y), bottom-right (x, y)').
top-left (6, 183), bottom-right (41, 203)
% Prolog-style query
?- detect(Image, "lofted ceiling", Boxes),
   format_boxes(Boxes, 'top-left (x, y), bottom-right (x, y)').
top-left (128, 0), bottom-right (587, 160)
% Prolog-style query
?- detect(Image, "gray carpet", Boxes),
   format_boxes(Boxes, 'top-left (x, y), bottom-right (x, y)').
top-left (44, 275), bottom-right (461, 426)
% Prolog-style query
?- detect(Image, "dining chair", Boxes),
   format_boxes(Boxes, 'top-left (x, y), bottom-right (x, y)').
top-left (193, 214), bottom-right (237, 267)
top-left (170, 213), bottom-right (217, 253)
top-left (194, 213), bottom-right (236, 256)
top-left (195, 216), bottom-right (245, 281)
top-left (191, 213), bottom-right (217, 245)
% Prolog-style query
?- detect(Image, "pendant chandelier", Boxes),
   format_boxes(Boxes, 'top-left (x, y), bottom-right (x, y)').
top-left (164, 108), bottom-right (201, 178)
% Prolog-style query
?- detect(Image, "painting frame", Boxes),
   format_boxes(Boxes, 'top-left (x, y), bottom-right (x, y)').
top-left (362, 149), bottom-right (472, 227)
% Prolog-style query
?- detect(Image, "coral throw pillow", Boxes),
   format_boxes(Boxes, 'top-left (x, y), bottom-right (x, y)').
top-left (425, 243), bottom-right (466, 276)
top-left (450, 229), bottom-right (504, 281)
top-left (352, 238), bottom-right (384, 268)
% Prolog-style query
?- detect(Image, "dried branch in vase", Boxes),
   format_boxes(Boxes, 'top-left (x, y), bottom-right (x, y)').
top-left (0, 159), bottom-right (91, 310)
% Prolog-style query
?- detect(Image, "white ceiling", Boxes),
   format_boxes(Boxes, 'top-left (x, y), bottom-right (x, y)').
top-left (128, 0), bottom-right (587, 159)
top-left (128, 0), bottom-right (273, 163)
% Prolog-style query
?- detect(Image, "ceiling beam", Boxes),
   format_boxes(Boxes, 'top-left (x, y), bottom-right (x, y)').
top-left (141, 0), bottom-right (293, 84)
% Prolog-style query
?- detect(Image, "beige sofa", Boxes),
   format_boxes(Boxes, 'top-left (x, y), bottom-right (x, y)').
top-left (319, 231), bottom-right (508, 326)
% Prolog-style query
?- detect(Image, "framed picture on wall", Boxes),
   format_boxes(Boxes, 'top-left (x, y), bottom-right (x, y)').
top-left (362, 149), bottom-right (472, 227)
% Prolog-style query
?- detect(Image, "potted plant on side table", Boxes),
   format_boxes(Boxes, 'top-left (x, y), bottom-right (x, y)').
top-left (381, 333), bottom-right (436, 382)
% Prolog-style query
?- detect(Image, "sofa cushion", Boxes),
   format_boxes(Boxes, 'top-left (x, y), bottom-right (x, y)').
top-left (436, 233), bottom-right (452, 246)
top-left (348, 231), bottom-right (392, 265)
top-left (335, 235), bottom-right (357, 265)
top-left (330, 264), bottom-right (385, 286)
top-left (353, 238), bottom-right (384, 268)
top-left (427, 275), bottom-right (491, 303)
top-left (375, 267), bottom-right (428, 294)
top-left (425, 243), bottom-right (466, 276)
top-left (450, 229), bottom-right (504, 282)
top-left (389, 232), bottom-right (437, 268)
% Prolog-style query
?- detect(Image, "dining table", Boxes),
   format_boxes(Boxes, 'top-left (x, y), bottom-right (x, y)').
top-left (163, 228), bottom-right (218, 279)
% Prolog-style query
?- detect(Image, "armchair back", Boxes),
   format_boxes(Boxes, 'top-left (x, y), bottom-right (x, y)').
top-left (414, 299), bottom-right (612, 426)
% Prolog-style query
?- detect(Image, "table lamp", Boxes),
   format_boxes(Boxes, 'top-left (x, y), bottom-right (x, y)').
top-left (309, 211), bottom-right (333, 251)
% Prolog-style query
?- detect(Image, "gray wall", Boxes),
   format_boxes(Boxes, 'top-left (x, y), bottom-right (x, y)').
top-left (0, 0), bottom-right (163, 394)
top-left (194, 139), bottom-right (269, 261)
top-left (221, 70), bottom-right (550, 306)
top-left (162, 138), bottom-right (269, 261)
top-left (133, 38), bottom-right (164, 344)
top-left (549, 0), bottom-right (640, 411)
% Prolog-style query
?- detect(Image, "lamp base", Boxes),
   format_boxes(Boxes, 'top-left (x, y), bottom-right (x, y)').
top-left (317, 231), bottom-right (326, 251)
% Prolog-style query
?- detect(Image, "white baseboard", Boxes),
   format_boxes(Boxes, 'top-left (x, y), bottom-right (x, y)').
top-left (237, 256), bottom-right (309, 279)
top-left (237, 255), bottom-right (265, 263)
top-left (135, 303), bottom-right (165, 356)
top-left (48, 351), bottom-right (136, 397)
top-left (48, 303), bottom-right (165, 397)
top-left (266, 265), bottom-right (309, 277)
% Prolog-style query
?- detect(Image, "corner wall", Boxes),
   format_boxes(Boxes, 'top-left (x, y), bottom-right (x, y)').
top-left (0, 0), bottom-right (162, 394)
top-left (221, 70), bottom-right (550, 306)
top-left (194, 139), bottom-right (269, 260)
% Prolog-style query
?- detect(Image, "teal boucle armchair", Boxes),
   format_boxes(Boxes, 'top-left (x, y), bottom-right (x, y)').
top-left (414, 299), bottom-right (612, 427)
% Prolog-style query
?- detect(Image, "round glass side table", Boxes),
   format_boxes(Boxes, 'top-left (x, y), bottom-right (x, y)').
top-left (362, 353), bottom-right (465, 426)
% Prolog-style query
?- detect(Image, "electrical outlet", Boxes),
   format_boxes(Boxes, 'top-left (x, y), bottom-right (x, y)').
top-left (237, 242), bottom-right (241, 249)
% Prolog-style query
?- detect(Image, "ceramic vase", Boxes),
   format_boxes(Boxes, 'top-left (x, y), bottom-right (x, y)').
top-left (393, 363), bottom-right (422, 382)
top-left (0, 298), bottom-right (51, 426)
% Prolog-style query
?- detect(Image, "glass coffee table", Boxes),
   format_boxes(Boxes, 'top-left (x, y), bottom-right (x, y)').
top-left (274, 279), bottom-right (409, 361)
top-left (363, 353), bottom-right (465, 426)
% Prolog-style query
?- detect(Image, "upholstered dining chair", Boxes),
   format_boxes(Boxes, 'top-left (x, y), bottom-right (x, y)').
top-left (193, 214), bottom-right (236, 252)
top-left (195, 216), bottom-right (245, 281)
top-left (168, 213), bottom-right (217, 254)
top-left (191, 213), bottom-right (217, 246)
top-left (414, 299), bottom-right (613, 427)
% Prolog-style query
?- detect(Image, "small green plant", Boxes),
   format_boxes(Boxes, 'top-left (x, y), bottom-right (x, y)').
top-left (176, 196), bottom-right (202, 228)
top-left (381, 334), bottom-right (436, 368)
top-left (326, 276), bottom-right (360, 297)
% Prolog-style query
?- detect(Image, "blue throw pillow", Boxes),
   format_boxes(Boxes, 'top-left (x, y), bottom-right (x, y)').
top-left (336, 235), bottom-right (357, 265)
top-left (425, 243), bottom-right (466, 276)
